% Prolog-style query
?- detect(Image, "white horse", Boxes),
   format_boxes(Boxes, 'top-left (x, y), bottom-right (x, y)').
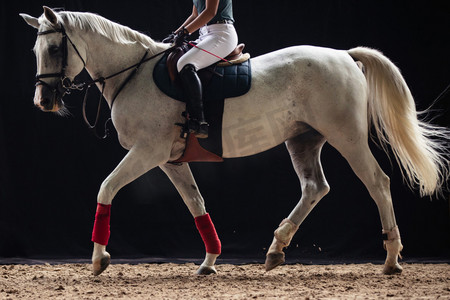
top-left (21, 7), bottom-right (448, 276)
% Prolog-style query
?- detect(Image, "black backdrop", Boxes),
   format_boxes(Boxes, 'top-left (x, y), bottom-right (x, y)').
top-left (1, 1), bottom-right (449, 263)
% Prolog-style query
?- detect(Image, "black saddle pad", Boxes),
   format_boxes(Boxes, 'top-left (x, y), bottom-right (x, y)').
top-left (153, 53), bottom-right (251, 103)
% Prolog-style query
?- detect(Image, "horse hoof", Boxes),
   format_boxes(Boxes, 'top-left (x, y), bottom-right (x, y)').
top-left (383, 263), bottom-right (403, 275)
top-left (92, 252), bottom-right (111, 276)
top-left (265, 252), bottom-right (285, 272)
top-left (196, 265), bottom-right (217, 275)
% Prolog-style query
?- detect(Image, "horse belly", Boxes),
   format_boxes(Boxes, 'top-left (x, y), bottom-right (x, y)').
top-left (221, 106), bottom-right (309, 158)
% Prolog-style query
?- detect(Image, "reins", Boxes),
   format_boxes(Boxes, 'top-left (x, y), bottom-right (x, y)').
top-left (80, 47), bottom-right (176, 139)
top-left (37, 23), bottom-right (176, 139)
top-left (80, 50), bottom-right (152, 139)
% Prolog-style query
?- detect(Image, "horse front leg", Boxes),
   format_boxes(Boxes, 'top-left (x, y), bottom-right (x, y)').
top-left (92, 144), bottom-right (169, 276)
top-left (160, 162), bottom-right (220, 275)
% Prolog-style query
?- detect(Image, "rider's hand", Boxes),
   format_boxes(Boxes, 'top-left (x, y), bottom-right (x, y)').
top-left (173, 28), bottom-right (189, 46)
top-left (162, 32), bottom-right (176, 44)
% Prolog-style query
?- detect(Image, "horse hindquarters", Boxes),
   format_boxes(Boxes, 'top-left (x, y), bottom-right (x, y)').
top-left (261, 47), bottom-right (404, 274)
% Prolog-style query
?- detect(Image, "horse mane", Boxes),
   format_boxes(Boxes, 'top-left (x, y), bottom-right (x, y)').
top-left (39, 10), bottom-right (165, 52)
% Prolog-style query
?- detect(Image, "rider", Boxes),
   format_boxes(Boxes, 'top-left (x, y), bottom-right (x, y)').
top-left (163, 0), bottom-right (238, 138)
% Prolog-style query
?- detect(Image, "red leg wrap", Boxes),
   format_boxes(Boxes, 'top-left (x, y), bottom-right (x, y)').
top-left (91, 203), bottom-right (111, 245)
top-left (195, 213), bottom-right (221, 255)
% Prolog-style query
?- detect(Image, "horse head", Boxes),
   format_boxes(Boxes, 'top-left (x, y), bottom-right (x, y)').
top-left (20, 6), bottom-right (86, 113)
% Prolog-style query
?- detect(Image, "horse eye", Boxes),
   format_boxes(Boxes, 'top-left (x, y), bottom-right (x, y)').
top-left (48, 45), bottom-right (61, 55)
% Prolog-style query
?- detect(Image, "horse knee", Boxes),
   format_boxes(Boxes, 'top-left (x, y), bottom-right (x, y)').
top-left (98, 180), bottom-right (115, 205)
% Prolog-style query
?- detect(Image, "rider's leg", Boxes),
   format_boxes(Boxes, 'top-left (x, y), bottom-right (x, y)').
top-left (179, 64), bottom-right (209, 138)
top-left (176, 24), bottom-right (238, 139)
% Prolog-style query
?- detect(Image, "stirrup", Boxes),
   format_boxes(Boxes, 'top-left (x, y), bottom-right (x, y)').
top-left (175, 112), bottom-right (209, 139)
top-left (190, 120), bottom-right (209, 139)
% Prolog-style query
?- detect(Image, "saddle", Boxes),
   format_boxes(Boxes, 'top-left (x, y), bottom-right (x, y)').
top-left (153, 44), bottom-right (252, 163)
top-left (166, 43), bottom-right (250, 83)
top-left (153, 43), bottom-right (251, 103)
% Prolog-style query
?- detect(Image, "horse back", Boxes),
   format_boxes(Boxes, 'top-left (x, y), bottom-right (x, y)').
top-left (221, 46), bottom-right (367, 158)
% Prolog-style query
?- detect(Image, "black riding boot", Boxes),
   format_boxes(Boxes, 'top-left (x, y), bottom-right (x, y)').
top-left (179, 64), bottom-right (209, 138)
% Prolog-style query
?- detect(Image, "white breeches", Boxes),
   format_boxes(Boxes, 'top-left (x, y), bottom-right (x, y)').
top-left (177, 23), bottom-right (238, 72)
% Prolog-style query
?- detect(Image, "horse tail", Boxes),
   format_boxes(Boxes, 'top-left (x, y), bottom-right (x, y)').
top-left (348, 47), bottom-right (449, 196)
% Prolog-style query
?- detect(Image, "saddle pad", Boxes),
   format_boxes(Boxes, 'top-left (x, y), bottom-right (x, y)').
top-left (153, 53), bottom-right (252, 102)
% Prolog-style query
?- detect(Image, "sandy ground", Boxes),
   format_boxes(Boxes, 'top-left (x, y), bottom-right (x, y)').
top-left (0, 263), bottom-right (449, 299)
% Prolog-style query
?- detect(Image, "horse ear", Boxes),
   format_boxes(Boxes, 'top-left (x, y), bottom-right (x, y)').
top-left (43, 6), bottom-right (58, 25)
top-left (19, 13), bottom-right (40, 29)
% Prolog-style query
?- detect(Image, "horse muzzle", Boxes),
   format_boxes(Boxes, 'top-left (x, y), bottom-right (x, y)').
top-left (34, 80), bottom-right (67, 112)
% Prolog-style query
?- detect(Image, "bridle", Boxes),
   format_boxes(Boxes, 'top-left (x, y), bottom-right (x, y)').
top-left (36, 24), bottom-right (86, 98)
top-left (35, 22), bottom-right (176, 138)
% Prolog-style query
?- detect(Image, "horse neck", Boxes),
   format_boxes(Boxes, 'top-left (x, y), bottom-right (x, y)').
top-left (80, 30), bottom-right (166, 107)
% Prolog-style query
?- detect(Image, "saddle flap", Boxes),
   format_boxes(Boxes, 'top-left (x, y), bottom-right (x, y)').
top-left (167, 44), bottom-right (190, 82)
top-left (171, 133), bottom-right (224, 163)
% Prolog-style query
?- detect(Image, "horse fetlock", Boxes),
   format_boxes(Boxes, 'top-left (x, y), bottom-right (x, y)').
top-left (92, 243), bottom-right (106, 260)
top-left (274, 218), bottom-right (299, 247)
top-left (382, 226), bottom-right (403, 275)
top-left (384, 238), bottom-right (403, 263)
top-left (382, 226), bottom-right (402, 254)
top-left (204, 252), bottom-right (219, 264)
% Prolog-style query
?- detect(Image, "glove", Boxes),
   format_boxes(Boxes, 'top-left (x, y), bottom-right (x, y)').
top-left (162, 32), bottom-right (176, 44)
top-left (173, 28), bottom-right (189, 46)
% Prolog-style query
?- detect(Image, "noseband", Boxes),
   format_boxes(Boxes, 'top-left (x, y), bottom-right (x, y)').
top-left (36, 24), bottom-right (86, 96)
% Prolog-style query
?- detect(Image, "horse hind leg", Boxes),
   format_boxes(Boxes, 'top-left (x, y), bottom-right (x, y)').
top-left (265, 130), bottom-right (329, 271)
top-left (327, 134), bottom-right (403, 275)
